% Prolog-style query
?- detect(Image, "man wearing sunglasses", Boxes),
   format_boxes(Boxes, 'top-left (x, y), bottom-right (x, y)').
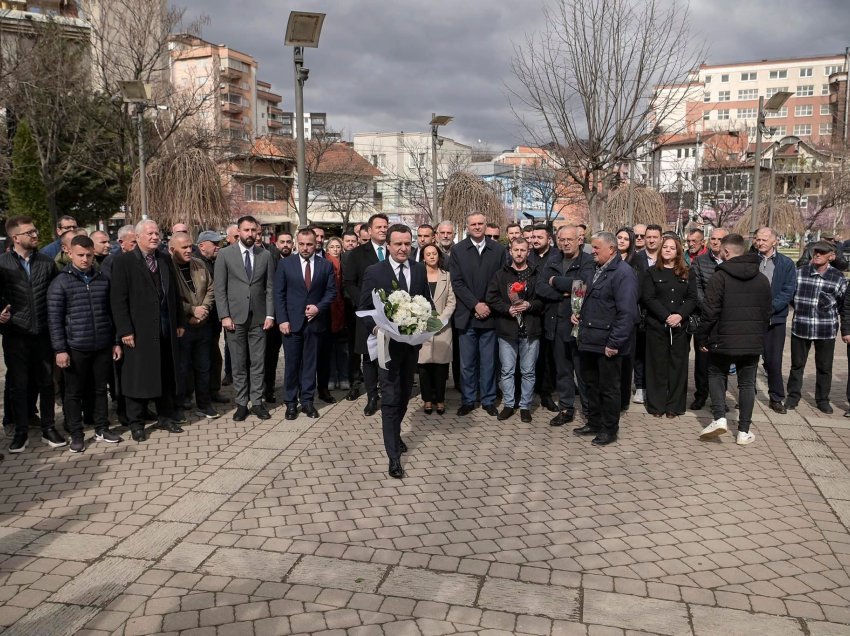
top-left (0, 216), bottom-right (64, 453)
top-left (633, 224), bottom-right (647, 252)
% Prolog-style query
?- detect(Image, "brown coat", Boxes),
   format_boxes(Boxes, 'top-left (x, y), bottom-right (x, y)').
top-left (173, 256), bottom-right (214, 325)
top-left (418, 269), bottom-right (456, 365)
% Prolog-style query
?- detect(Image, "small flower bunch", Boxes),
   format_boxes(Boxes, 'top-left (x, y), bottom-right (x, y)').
top-left (508, 281), bottom-right (527, 328)
top-left (377, 285), bottom-right (442, 336)
top-left (571, 279), bottom-right (587, 339)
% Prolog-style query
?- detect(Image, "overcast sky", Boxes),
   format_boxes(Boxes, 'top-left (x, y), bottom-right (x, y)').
top-left (179, 0), bottom-right (850, 151)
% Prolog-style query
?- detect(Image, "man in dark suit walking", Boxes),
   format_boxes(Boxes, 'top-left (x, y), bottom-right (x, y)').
top-left (358, 224), bottom-right (430, 479)
top-left (215, 215), bottom-right (275, 422)
top-left (274, 228), bottom-right (336, 420)
top-left (449, 212), bottom-right (507, 416)
top-left (343, 213), bottom-right (388, 413)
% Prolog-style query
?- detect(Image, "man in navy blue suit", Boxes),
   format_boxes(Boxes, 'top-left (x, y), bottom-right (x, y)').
top-left (274, 228), bottom-right (336, 420)
top-left (358, 224), bottom-right (430, 479)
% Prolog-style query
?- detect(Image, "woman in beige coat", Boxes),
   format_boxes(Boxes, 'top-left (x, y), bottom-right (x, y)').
top-left (418, 244), bottom-right (456, 415)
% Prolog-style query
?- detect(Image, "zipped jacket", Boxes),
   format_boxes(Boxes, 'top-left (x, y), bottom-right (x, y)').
top-left (47, 265), bottom-right (115, 352)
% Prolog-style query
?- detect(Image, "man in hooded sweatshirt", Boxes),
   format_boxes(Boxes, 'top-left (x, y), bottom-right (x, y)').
top-left (695, 234), bottom-right (772, 446)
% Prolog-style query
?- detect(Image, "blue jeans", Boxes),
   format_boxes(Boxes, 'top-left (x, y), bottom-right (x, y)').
top-left (498, 337), bottom-right (539, 410)
top-left (458, 327), bottom-right (497, 406)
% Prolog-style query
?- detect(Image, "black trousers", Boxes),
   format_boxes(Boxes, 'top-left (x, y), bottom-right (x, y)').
top-left (419, 363), bottom-right (449, 403)
top-left (553, 337), bottom-right (585, 413)
top-left (3, 333), bottom-right (55, 435)
top-left (178, 326), bottom-right (212, 409)
top-left (619, 331), bottom-right (636, 409)
top-left (64, 348), bottom-right (112, 435)
top-left (633, 330), bottom-right (646, 389)
top-left (644, 323), bottom-right (689, 415)
top-left (378, 342), bottom-right (418, 460)
top-left (363, 357), bottom-right (379, 401)
top-left (534, 336), bottom-right (555, 399)
top-left (264, 326), bottom-right (282, 397)
top-left (692, 336), bottom-right (709, 403)
top-left (579, 351), bottom-right (622, 436)
top-left (126, 338), bottom-right (177, 431)
top-left (763, 322), bottom-right (786, 403)
top-left (787, 335), bottom-right (835, 406)
top-left (209, 320), bottom-right (223, 394)
top-left (316, 332), bottom-right (331, 392)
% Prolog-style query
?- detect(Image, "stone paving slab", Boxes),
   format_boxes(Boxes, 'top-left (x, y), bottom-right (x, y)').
top-left (0, 527), bottom-right (44, 555)
top-left (690, 604), bottom-right (804, 635)
top-left (200, 546), bottom-right (298, 581)
top-left (194, 467), bottom-right (257, 494)
top-left (287, 554), bottom-right (387, 592)
top-left (48, 557), bottom-right (149, 606)
top-left (379, 566), bottom-right (480, 606)
top-left (582, 590), bottom-right (692, 635)
top-left (156, 541), bottom-right (217, 571)
top-left (110, 520), bottom-right (194, 559)
top-left (18, 531), bottom-right (118, 561)
top-left (3, 601), bottom-right (99, 636)
top-left (478, 577), bottom-right (580, 620)
top-left (157, 492), bottom-right (231, 523)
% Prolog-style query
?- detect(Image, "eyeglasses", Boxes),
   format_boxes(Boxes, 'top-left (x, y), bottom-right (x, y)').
top-left (634, 234), bottom-right (645, 238)
top-left (813, 249), bottom-right (831, 255)
top-left (14, 229), bottom-right (39, 238)
top-left (58, 225), bottom-right (77, 232)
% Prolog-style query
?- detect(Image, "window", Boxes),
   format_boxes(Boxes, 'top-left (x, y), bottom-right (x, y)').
top-left (705, 75), bottom-right (712, 83)
top-left (720, 74), bottom-right (729, 82)
top-left (820, 123), bottom-right (833, 136)
top-left (676, 148), bottom-right (682, 158)
top-left (741, 72), bottom-right (757, 81)
top-left (799, 67), bottom-right (813, 77)
top-left (766, 87), bottom-right (788, 98)
top-left (703, 111), bottom-right (710, 121)
top-left (737, 108), bottom-right (757, 119)
top-left (407, 152), bottom-right (427, 168)
top-left (821, 104), bottom-right (832, 116)
top-left (766, 106), bottom-right (787, 118)
top-left (717, 109), bottom-right (730, 120)
top-left (368, 154), bottom-right (386, 168)
top-left (796, 85), bottom-right (814, 96)
top-left (822, 84), bottom-right (830, 96)
top-left (244, 184), bottom-right (252, 201)
top-left (795, 104), bottom-right (813, 116)
top-left (265, 186), bottom-right (275, 201)
top-left (769, 69), bottom-right (788, 79)
top-left (718, 90), bottom-right (730, 101)
top-left (772, 126), bottom-right (786, 136)
top-left (738, 88), bottom-right (758, 100)
top-left (793, 124), bottom-right (812, 136)
top-left (703, 92), bottom-right (710, 103)
top-left (254, 185), bottom-right (265, 200)
top-left (825, 64), bottom-right (843, 75)
top-left (747, 126), bottom-right (757, 139)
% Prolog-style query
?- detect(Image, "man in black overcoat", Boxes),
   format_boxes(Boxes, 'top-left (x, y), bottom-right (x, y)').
top-left (110, 220), bottom-right (185, 442)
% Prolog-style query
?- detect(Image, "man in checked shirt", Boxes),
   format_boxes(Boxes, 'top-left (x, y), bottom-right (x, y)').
top-left (786, 241), bottom-right (848, 413)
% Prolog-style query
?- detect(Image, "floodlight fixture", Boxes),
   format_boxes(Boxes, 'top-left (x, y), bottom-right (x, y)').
top-left (430, 114), bottom-right (453, 222)
top-left (429, 115), bottom-right (453, 127)
top-left (285, 12), bottom-right (325, 48)
top-left (764, 91), bottom-right (793, 112)
top-left (119, 80), bottom-right (152, 103)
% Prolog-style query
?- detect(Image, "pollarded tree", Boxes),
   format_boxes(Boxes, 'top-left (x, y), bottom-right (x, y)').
top-left (8, 120), bottom-right (52, 240)
top-left (509, 0), bottom-right (705, 229)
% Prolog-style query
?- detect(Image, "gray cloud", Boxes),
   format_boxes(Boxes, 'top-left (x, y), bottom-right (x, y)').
top-left (179, 0), bottom-right (850, 150)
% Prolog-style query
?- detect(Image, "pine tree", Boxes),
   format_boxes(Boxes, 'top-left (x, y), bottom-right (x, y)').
top-left (9, 120), bottom-right (52, 242)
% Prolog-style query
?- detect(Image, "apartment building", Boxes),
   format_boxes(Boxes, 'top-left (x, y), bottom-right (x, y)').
top-left (169, 34), bottom-right (284, 152)
top-left (278, 111), bottom-right (337, 140)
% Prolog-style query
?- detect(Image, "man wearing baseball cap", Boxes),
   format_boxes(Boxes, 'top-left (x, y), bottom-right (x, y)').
top-left (196, 230), bottom-right (229, 404)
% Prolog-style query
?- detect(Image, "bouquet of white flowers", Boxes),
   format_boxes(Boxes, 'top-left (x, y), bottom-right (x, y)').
top-left (357, 287), bottom-right (445, 368)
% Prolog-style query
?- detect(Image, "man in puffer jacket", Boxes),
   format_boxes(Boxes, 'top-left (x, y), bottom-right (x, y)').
top-left (47, 236), bottom-right (124, 453)
top-left (696, 234), bottom-right (772, 446)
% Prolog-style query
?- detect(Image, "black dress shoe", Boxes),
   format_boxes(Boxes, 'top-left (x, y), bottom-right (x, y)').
top-left (211, 393), bottom-right (230, 404)
top-left (769, 400), bottom-right (787, 414)
top-left (520, 409), bottom-right (532, 423)
top-left (550, 410), bottom-right (574, 426)
top-left (573, 425), bottom-right (597, 436)
top-left (158, 419), bottom-right (183, 434)
top-left (689, 399), bottom-right (706, 410)
top-left (346, 387), bottom-right (361, 401)
top-left (785, 401), bottom-right (798, 410)
top-left (301, 404), bottom-right (319, 418)
top-left (131, 428), bottom-right (147, 442)
top-left (436, 406), bottom-right (445, 416)
top-left (483, 404), bottom-right (499, 417)
top-left (818, 402), bottom-right (834, 414)
top-left (285, 405), bottom-right (298, 420)
top-left (399, 439), bottom-right (407, 453)
top-left (457, 404), bottom-right (475, 416)
top-left (591, 433), bottom-right (617, 446)
top-left (364, 399), bottom-right (378, 416)
top-left (388, 458), bottom-right (404, 479)
top-left (234, 405), bottom-right (249, 421)
top-left (264, 393), bottom-right (277, 404)
top-left (540, 396), bottom-right (558, 412)
top-left (423, 405), bottom-right (433, 415)
top-left (252, 404), bottom-right (271, 420)
top-left (497, 407), bottom-right (515, 420)
top-left (318, 390), bottom-right (337, 404)
top-left (844, 409), bottom-right (850, 418)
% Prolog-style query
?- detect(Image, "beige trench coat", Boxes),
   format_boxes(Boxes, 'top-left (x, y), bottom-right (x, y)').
top-left (418, 269), bottom-right (456, 365)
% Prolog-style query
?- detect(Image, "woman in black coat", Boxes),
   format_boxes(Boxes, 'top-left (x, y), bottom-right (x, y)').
top-left (640, 236), bottom-right (698, 417)
top-left (616, 227), bottom-right (640, 411)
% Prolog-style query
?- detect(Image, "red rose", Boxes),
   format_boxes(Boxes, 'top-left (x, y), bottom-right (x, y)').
top-left (510, 282), bottom-right (526, 294)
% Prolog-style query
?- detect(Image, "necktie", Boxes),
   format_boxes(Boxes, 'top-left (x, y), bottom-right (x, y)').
top-left (244, 249), bottom-right (252, 280)
top-left (377, 246), bottom-right (385, 261)
top-left (145, 253), bottom-right (157, 273)
top-left (304, 258), bottom-right (312, 290)
top-left (397, 264), bottom-right (408, 292)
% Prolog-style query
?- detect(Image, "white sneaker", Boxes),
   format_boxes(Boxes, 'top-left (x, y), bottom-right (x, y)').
top-left (736, 431), bottom-right (755, 445)
top-left (699, 418), bottom-right (727, 440)
top-left (632, 389), bottom-right (645, 404)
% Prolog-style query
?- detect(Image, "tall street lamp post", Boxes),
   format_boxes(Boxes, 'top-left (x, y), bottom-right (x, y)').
top-left (429, 114), bottom-right (452, 223)
top-left (285, 11), bottom-right (325, 229)
top-left (120, 80), bottom-right (153, 220)
top-left (750, 91), bottom-right (792, 236)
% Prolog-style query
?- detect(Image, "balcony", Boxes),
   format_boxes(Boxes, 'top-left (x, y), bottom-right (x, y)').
top-left (268, 118), bottom-right (283, 129)
top-left (221, 100), bottom-right (244, 114)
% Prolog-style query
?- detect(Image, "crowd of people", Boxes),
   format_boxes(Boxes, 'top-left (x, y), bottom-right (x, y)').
top-left (2, 210), bottom-right (849, 478)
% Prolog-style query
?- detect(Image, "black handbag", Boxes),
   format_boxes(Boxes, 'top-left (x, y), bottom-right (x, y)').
top-left (686, 314), bottom-right (701, 335)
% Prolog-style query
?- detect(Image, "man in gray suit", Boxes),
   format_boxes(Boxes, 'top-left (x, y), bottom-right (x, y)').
top-left (215, 215), bottom-right (275, 421)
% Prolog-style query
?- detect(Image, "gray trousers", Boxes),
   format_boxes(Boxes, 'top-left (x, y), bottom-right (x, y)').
top-left (226, 322), bottom-right (266, 406)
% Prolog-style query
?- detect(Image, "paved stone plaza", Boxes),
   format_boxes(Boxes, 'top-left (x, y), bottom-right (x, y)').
top-left (2, 345), bottom-right (850, 636)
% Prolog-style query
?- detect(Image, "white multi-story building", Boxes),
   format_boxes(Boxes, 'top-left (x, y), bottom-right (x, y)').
top-left (279, 112), bottom-right (337, 140)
